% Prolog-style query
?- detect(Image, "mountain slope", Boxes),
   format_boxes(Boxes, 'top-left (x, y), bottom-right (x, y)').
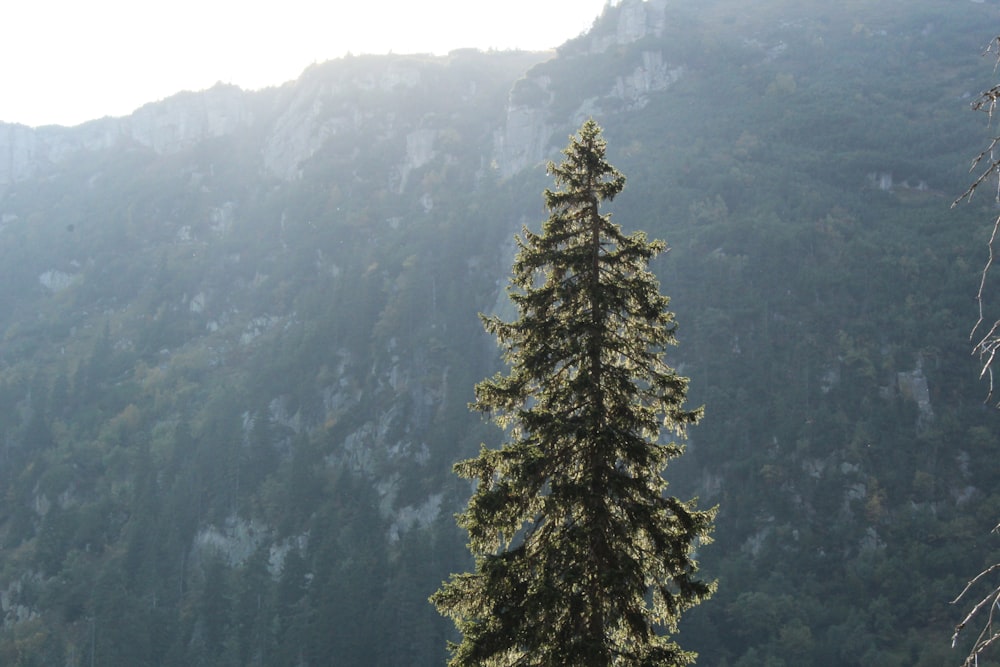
top-left (1, 1), bottom-right (999, 665)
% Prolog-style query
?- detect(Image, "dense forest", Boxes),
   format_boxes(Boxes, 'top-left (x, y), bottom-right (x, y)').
top-left (1, 0), bottom-right (1000, 664)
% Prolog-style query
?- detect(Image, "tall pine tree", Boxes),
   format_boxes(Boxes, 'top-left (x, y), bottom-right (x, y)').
top-left (432, 120), bottom-right (715, 666)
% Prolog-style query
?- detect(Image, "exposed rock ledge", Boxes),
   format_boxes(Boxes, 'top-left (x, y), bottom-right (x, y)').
top-left (0, 84), bottom-right (252, 185)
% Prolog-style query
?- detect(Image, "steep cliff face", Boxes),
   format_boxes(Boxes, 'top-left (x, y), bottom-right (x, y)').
top-left (494, 0), bottom-right (686, 176)
top-left (0, 124), bottom-right (41, 183)
top-left (0, 121), bottom-right (121, 184)
top-left (496, 83), bottom-right (556, 177)
top-left (260, 59), bottom-right (437, 181)
top-left (588, 0), bottom-right (671, 53)
top-left (1, 52), bottom-right (551, 191)
top-left (125, 83), bottom-right (254, 154)
top-left (0, 84), bottom-right (254, 185)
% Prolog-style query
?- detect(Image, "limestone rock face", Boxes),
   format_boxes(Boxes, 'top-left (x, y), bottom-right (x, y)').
top-left (38, 270), bottom-right (78, 293)
top-left (124, 84), bottom-right (252, 154)
top-left (496, 103), bottom-right (555, 178)
top-left (898, 365), bottom-right (934, 428)
top-left (193, 515), bottom-right (268, 567)
top-left (261, 61), bottom-right (427, 181)
top-left (0, 84), bottom-right (251, 185)
top-left (492, 1), bottom-right (688, 177)
top-left (262, 88), bottom-right (335, 181)
top-left (496, 51), bottom-right (684, 176)
top-left (0, 124), bottom-right (39, 183)
top-left (396, 128), bottom-right (438, 192)
top-left (590, 0), bottom-right (670, 54)
top-left (611, 51), bottom-right (684, 108)
top-left (0, 123), bottom-right (115, 183)
top-left (2, 53), bottom-right (532, 187)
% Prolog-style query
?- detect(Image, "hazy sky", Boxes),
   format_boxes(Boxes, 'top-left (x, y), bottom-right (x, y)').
top-left (1, 0), bottom-right (610, 128)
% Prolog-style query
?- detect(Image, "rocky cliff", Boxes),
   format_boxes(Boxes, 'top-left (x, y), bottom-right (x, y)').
top-left (1, 0), bottom-right (684, 187)
top-left (0, 84), bottom-right (253, 185)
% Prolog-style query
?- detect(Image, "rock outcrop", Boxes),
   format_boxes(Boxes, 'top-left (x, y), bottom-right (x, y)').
top-left (494, 0), bottom-right (685, 177)
top-left (590, 0), bottom-right (670, 54)
top-left (0, 84), bottom-right (252, 185)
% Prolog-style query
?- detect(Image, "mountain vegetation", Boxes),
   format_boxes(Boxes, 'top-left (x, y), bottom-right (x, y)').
top-left (0, 1), bottom-right (999, 665)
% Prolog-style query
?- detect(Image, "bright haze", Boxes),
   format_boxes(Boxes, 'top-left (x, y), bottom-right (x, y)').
top-left (2, 0), bottom-right (609, 128)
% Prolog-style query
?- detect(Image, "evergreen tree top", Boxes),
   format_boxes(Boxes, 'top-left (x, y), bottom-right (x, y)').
top-left (432, 120), bottom-right (715, 667)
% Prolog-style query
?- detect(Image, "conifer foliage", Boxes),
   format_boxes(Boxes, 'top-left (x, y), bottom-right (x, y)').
top-left (432, 120), bottom-right (716, 666)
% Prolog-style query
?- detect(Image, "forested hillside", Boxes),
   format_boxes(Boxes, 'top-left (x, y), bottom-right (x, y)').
top-left (0, 1), bottom-right (999, 665)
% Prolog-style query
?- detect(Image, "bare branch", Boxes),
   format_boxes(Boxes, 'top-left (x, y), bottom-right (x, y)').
top-left (952, 564), bottom-right (1000, 666)
top-left (971, 214), bottom-right (1000, 404)
top-left (955, 40), bottom-right (1000, 405)
top-left (953, 564), bottom-right (1000, 607)
top-left (953, 37), bottom-right (1000, 667)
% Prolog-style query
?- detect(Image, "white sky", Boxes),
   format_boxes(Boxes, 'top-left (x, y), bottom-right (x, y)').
top-left (1, 0), bottom-right (610, 128)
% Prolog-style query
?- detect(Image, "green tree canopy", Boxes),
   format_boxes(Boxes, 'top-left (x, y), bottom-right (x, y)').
top-left (432, 119), bottom-right (716, 667)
